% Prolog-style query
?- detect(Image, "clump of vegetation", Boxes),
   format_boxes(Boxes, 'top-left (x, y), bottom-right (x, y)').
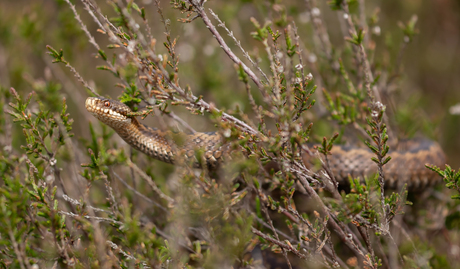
top-left (0, 0), bottom-right (459, 268)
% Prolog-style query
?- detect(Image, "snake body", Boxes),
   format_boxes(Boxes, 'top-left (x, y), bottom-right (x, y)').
top-left (85, 97), bottom-right (228, 168)
top-left (316, 138), bottom-right (446, 189)
top-left (86, 97), bottom-right (446, 189)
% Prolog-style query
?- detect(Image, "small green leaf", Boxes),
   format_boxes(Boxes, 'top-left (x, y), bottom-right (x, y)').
top-left (383, 156), bottom-right (391, 165)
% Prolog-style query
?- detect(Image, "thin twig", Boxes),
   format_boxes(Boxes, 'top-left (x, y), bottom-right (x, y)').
top-left (111, 169), bottom-right (168, 213)
top-left (208, 9), bottom-right (270, 84)
top-left (127, 160), bottom-right (175, 206)
top-left (190, 2), bottom-right (264, 90)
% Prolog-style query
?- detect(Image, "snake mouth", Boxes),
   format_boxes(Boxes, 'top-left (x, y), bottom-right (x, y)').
top-left (85, 97), bottom-right (132, 123)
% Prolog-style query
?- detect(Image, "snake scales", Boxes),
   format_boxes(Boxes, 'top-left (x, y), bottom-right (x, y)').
top-left (86, 97), bottom-right (446, 190)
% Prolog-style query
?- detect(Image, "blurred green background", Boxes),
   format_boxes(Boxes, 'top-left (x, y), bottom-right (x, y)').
top-left (1, 0), bottom-right (459, 167)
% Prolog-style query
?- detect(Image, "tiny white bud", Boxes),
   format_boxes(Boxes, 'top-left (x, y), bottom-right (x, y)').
top-left (346, 234), bottom-right (353, 241)
top-left (50, 157), bottom-right (57, 166)
top-left (46, 174), bottom-right (54, 184)
top-left (343, 13), bottom-right (349, 20)
top-left (375, 101), bottom-right (384, 110)
top-left (295, 64), bottom-right (303, 70)
top-left (449, 103), bottom-right (460, 115)
top-left (295, 77), bottom-right (302, 84)
top-left (127, 40), bottom-right (136, 53)
top-left (403, 36), bottom-right (410, 43)
top-left (311, 7), bottom-right (320, 16)
top-left (223, 129), bottom-right (231, 138)
top-left (372, 26), bottom-right (381, 36)
top-left (277, 66), bottom-right (284, 73)
top-left (76, 238), bottom-right (82, 249)
top-left (276, 51), bottom-right (283, 59)
top-left (306, 73), bottom-right (313, 80)
top-left (308, 53), bottom-right (317, 63)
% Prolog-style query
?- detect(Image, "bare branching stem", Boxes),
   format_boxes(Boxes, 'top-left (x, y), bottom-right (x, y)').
top-left (208, 9), bottom-right (270, 84)
top-left (191, 2), bottom-right (264, 90)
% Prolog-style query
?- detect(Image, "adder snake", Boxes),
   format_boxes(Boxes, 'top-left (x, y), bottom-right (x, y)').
top-left (86, 97), bottom-right (446, 190)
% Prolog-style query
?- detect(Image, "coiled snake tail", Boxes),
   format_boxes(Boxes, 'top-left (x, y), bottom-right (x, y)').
top-left (305, 138), bottom-right (446, 190)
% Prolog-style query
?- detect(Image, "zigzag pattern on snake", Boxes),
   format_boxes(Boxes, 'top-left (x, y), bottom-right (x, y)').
top-left (85, 97), bottom-right (446, 190)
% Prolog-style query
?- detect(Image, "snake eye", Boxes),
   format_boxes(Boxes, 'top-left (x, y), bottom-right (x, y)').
top-left (104, 101), bottom-right (110, 107)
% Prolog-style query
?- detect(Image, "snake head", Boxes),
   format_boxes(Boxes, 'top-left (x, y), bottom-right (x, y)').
top-left (85, 97), bottom-right (133, 127)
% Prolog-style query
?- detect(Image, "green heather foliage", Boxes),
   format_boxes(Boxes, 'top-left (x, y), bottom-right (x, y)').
top-left (0, 0), bottom-right (460, 268)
